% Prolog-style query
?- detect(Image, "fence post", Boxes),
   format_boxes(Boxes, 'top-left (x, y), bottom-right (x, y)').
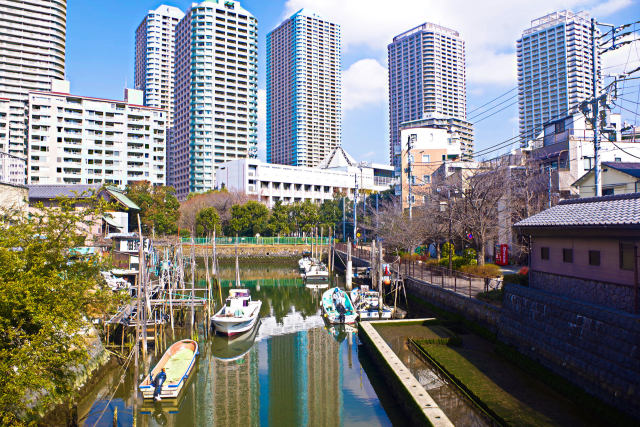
top-left (454, 274), bottom-right (457, 292)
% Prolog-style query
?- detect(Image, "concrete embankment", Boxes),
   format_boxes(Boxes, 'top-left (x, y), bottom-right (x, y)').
top-left (181, 243), bottom-right (328, 258)
top-left (358, 321), bottom-right (453, 427)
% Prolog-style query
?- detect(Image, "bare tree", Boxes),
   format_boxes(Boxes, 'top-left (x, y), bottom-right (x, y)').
top-left (452, 166), bottom-right (507, 265)
top-left (374, 197), bottom-right (426, 255)
top-left (178, 190), bottom-right (253, 234)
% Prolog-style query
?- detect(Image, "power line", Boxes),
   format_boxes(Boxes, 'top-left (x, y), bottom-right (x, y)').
top-left (467, 87), bottom-right (517, 116)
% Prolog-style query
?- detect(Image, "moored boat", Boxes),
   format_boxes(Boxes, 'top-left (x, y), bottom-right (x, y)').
top-left (321, 287), bottom-right (357, 324)
top-left (304, 262), bottom-right (329, 280)
top-left (138, 339), bottom-right (198, 400)
top-left (211, 289), bottom-right (262, 336)
top-left (350, 286), bottom-right (392, 320)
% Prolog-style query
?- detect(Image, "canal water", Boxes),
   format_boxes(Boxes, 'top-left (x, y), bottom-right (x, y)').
top-left (78, 260), bottom-right (405, 426)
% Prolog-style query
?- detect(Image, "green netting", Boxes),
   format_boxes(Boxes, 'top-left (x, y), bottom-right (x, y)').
top-left (164, 348), bottom-right (194, 383)
top-left (180, 236), bottom-right (332, 245)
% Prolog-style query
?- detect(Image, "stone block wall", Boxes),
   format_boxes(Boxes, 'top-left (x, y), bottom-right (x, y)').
top-left (500, 283), bottom-right (640, 418)
top-left (531, 270), bottom-right (636, 313)
top-left (0, 182), bottom-right (28, 211)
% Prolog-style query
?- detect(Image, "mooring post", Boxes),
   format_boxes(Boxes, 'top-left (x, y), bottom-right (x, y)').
top-left (346, 239), bottom-right (353, 290)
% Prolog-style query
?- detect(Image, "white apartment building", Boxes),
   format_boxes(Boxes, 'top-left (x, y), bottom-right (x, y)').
top-left (266, 9), bottom-right (341, 167)
top-left (1, 98), bottom-right (27, 184)
top-left (388, 22), bottom-right (470, 173)
top-left (134, 5), bottom-right (184, 127)
top-left (170, 0), bottom-right (259, 200)
top-left (217, 147), bottom-right (394, 208)
top-left (0, 0), bottom-right (66, 177)
top-left (518, 10), bottom-right (600, 144)
top-left (27, 81), bottom-right (166, 187)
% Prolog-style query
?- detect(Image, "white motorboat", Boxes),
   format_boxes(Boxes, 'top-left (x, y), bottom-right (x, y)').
top-left (100, 271), bottom-right (130, 291)
top-left (321, 287), bottom-right (357, 324)
top-left (350, 286), bottom-right (392, 320)
top-left (211, 289), bottom-right (262, 336)
top-left (298, 251), bottom-right (312, 274)
top-left (304, 262), bottom-right (329, 280)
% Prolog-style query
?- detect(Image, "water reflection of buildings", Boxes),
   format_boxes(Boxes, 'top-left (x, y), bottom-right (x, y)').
top-left (213, 347), bottom-right (260, 427)
top-left (268, 327), bottom-right (341, 425)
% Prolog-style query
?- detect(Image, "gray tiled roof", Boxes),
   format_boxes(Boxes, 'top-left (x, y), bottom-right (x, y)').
top-left (514, 193), bottom-right (640, 228)
top-left (28, 184), bottom-right (101, 200)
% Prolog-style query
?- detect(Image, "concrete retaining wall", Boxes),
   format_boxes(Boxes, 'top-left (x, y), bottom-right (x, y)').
top-left (500, 283), bottom-right (640, 418)
top-left (404, 277), bottom-right (501, 332)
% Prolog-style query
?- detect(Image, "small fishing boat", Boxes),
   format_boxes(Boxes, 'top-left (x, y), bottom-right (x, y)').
top-left (305, 262), bottom-right (329, 281)
top-left (211, 289), bottom-right (262, 336)
top-left (321, 287), bottom-right (357, 324)
top-left (350, 286), bottom-right (392, 320)
top-left (298, 250), bottom-right (312, 274)
top-left (139, 339), bottom-right (198, 400)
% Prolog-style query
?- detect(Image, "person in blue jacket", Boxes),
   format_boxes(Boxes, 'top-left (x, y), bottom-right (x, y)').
top-left (150, 368), bottom-right (167, 401)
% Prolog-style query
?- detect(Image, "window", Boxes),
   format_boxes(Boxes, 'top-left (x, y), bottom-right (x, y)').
top-left (423, 174), bottom-right (431, 184)
top-left (562, 248), bottom-right (573, 263)
top-left (422, 154), bottom-right (430, 162)
top-left (541, 247), bottom-right (549, 260)
top-left (620, 243), bottom-right (634, 271)
top-left (602, 188), bottom-right (614, 196)
top-left (588, 250), bottom-right (600, 266)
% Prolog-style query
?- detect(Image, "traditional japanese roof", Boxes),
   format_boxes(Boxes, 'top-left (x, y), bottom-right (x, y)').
top-left (317, 146), bottom-right (356, 169)
top-left (28, 184), bottom-right (100, 199)
top-left (28, 184), bottom-right (140, 211)
top-left (514, 192), bottom-right (640, 229)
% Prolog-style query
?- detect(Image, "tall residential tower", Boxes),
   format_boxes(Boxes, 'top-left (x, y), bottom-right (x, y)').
top-left (388, 22), bottom-right (471, 173)
top-left (517, 10), bottom-right (599, 145)
top-left (170, 0), bottom-right (258, 199)
top-left (0, 0), bottom-right (67, 183)
top-left (134, 5), bottom-right (184, 127)
top-left (266, 9), bottom-right (341, 167)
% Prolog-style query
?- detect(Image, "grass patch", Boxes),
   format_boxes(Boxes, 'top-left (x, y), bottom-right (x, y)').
top-left (412, 340), bottom-right (553, 426)
top-left (476, 288), bottom-right (504, 303)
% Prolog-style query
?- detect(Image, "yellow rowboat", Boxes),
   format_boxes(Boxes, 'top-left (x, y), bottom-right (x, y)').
top-left (138, 339), bottom-right (198, 399)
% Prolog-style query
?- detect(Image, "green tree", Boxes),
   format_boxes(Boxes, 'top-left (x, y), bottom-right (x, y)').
top-left (0, 195), bottom-right (120, 423)
top-left (196, 207), bottom-right (221, 237)
top-left (228, 201), bottom-right (270, 236)
top-left (297, 200), bottom-right (320, 234)
top-left (125, 181), bottom-right (180, 235)
top-left (266, 201), bottom-right (291, 236)
top-left (319, 195), bottom-right (343, 232)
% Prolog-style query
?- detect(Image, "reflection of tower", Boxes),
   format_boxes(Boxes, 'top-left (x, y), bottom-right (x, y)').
top-left (306, 328), bottom-right (341, 426)
top-left (268, 332), bottom-right (308, 425)
top-left (213, 347), bottom-right (259, 426)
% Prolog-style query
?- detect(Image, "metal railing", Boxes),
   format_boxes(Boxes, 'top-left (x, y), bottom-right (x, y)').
top-left (181, 236), bottom-right (332, 246)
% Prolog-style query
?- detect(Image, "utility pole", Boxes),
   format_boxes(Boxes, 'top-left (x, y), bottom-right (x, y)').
top-left (447, 189), bottom-right (453, 272)
top-left (353, 173), bottom-right (358, 243)
top-left (407, 134), bottom-right (416, 219)
top-left (591, 17), bottom-right (601, 197)
top-left (342, 196), bottom-right (346, 242)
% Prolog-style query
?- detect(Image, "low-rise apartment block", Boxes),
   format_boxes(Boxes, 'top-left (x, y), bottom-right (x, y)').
top-left (27, 81), bottom-right (166, 187)
top-left (217, 147), bottom-right (394, 207)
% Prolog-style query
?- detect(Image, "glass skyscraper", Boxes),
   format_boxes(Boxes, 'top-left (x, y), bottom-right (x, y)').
top-left (388, 22), bottom-right (471, 173)
top-left (517, 10), bottom-right (600, 145)
top-left (171, 0), bottom-right (258, 199)
top-left (266, 9), bottom-right (341, 167)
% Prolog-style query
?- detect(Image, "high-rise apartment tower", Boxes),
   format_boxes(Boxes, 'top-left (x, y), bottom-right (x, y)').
top-left (266, 9), bottom-right (341, 167)
top-left (0, 0), bottom-right (67, 182)
top-left (134, 5), bottom-right (184, 127)
top-left (388, 22), bottom-right (471, 173)
top-left (517, 10), bottom-right (600, 145)
top-left (170, 0), bottom-right (258, 199)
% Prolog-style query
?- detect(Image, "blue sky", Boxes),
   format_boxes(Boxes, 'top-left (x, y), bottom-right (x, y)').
top-left (66, 0), bottom-right (640, 164)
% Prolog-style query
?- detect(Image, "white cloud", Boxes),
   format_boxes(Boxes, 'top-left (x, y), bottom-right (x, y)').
top-left (342, 58), bottom-right (387, 110)
top-left (257, 89), bottom-right (266, 161)
top-left (588, 0), bottom-right (633, 17)
top-left (283, 0), bottom-right (636, 87)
